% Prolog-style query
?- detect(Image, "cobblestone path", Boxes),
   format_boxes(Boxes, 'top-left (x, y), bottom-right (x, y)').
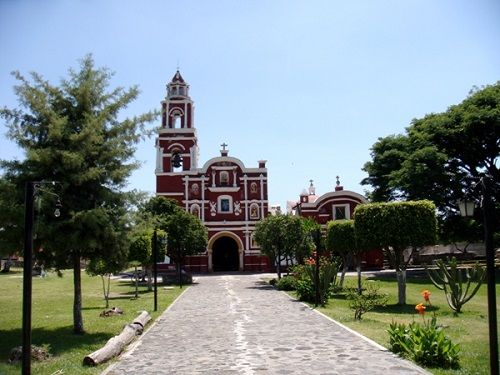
top-left (103, 274), bottom-right (429, 375)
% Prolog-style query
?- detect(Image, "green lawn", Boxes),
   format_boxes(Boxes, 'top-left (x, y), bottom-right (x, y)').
top-left (0, 268), bottom-right (185, 375)
top-left (312, 272), bottom-right (499, 375)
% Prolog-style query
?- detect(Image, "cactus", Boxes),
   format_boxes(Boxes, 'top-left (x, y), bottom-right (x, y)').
top-left (425, 257), bottom-right (485, 313)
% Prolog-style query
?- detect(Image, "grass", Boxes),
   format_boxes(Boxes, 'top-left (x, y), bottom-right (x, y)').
top-left (0, 268), bottom-right (185, 375)
top-left (307, 272), bottom-right (499, 375)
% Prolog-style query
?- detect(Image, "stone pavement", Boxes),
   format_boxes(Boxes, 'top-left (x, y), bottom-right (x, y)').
top-left (103, 274), bottom-right (430, 375)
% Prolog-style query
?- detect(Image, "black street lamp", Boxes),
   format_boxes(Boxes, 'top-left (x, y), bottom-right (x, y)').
top-left (458, 176), bottom-right (498, 375)
top-left (22, 181), bottom-right (61, 375)
top-left (152, 229), bottom-right (158, 312)
top-left (312, 228), bottom-right (321, 307)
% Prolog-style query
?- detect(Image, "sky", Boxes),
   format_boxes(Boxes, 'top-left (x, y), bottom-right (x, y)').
top-left (1, 0), bottom-right (499, 209)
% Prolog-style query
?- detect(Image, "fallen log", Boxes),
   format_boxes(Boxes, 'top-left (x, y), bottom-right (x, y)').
top-left (83, 311), bottom-right (151, 366)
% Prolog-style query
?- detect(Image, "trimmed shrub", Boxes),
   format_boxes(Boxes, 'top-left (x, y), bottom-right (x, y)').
top-left (276, 275), bottom-right (296, 291)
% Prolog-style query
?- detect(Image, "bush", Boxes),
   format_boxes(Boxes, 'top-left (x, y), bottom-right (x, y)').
top-left (292, 257), bottom-right (340, 305)
top-left (276, 275), bottom-right (296, 291)
top-left (269, 278), bottom-right (277, 286)
top-left (295, 279), bottom-right (315, 302)
top-left (388, 317), bottom-right (460, 369)
top-left (346, 283), bottom-right (388, 320)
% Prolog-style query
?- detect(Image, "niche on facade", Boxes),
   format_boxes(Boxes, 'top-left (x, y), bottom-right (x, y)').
top-left (191, 183), bottom-right (200, 197)
top-left (220, 171), bottom-right (229, 186)
top-left (190, 204), bottom-right (200, 219)
top-left (249, 203), bottom-right (260, 220)
top-left (250, 182), bottom-right (258, 194)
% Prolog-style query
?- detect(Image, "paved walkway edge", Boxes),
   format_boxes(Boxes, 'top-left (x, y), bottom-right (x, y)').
top-left (281, 290), bottom-right (432, 375)
top-left (100, 286), bottom-right (191, 375)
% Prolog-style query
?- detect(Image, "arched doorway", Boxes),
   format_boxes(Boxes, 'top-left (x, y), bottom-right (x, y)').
top-left (212, 236), bottom-right (239, 272)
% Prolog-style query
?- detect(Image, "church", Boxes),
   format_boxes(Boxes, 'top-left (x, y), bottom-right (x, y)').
top-left (289, 179), bottom-right (384, 269)
top-left (155, 71), bottom-right (270, 273)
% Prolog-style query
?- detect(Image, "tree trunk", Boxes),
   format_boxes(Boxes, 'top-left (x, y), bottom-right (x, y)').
top-left (178, 258), bottom-right (183, 289)
top-left (83, 311), bottom-right (151, 366)
top-left (339, 259), bottom-right (348, 289)
top-left (276, 249), bottom-right (282, 279)
top-left (134, 264), bottom-right (139, 299)
top-left (353, 253), bottom-right (362, 294)
top-left (100, 275), bottom-right (109, 308)
top-left (146, 266), bottom-right (152, 291)
top-left (394, 248), bottom-right (406, 305)
top-left (73, 254), bottom-right (85, 334)
top-left (1, 255), bottom-right (12, 273)
top-left (396, 269), bottom-right (407, 305)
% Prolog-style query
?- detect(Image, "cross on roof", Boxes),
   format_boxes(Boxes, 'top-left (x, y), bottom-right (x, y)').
top-left (221, 142), bottom-right (228, 151)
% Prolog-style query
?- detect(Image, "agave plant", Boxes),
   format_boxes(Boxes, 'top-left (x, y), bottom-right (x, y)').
top-left (426, 257), bottom-right (485, 313)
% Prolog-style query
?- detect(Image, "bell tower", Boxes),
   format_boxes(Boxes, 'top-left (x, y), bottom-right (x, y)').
top-left (156, 70), bottom-right (199, 174)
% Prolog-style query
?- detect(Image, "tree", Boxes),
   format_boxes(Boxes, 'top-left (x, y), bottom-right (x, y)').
top-left (354, 200), bottom-right (437, 305)
top-left (0, 55), bottom-right (157, 333)
top-left (438, 214), bottom-right (482, 254)
top-left (362, 83), bottom-right (499, 231)
top-left (0, 178), bottom-right (23, 272)
top-left (326, 220), bottom-right (357, 289)
top-left (254, 214), bottom-right (314, 279)
top-left (164, 209), bottom-right (207, 287)
top-left (86, 256), bottom-right (127, 308)
top-left (128, 228), bottom-right (167, 292)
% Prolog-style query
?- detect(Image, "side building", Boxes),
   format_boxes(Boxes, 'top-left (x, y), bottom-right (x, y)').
top-left (155, 71), bottom-right (270, 272)
top-left (291, 178), bottom-right (384, 269)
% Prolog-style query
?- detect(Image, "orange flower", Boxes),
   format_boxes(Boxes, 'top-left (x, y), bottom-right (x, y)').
top-left (305, 258), bottom-right (316, 265)
top-left (421, 290), bottom-right (432, 307)
top-left (415, 303), bottom-right (426, 315)
top-left (421, 290), bottom-right (431, 301)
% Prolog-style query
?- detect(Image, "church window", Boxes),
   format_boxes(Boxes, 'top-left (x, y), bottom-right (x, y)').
top-left (250, 203), bottom-right (260, 219)
top-left (332, 204), bottom-right (350, 220)
top-left (220, 171), bottom-right (229, 186)
top-left (218, 195), bottom-right (233, 213)
top-left (250, 182), bottom-right (258, 194)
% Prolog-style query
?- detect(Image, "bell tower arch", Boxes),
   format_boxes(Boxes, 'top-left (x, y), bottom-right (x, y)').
top-left (156, 70), bottom-right (199, 173)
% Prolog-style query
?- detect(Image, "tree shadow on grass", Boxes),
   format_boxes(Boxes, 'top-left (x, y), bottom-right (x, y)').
top-left (365, 275), bottom-right (433, 285)
top-left (81, 306), bottom-right (104, 311)
top-left (0, 327), bottom-right (111, 361)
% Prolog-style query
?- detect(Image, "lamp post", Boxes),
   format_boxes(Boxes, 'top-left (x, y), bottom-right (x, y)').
top-left (153, 229), bottom-right (158, 312)
top-left (459, 176), bottom-right (498, 375)
top-left (22, 182), bottom-right (35, 375)
top-left (313, 228), bottom-right (321, 307)
top-left (22, 182), bottom-right (61, 375)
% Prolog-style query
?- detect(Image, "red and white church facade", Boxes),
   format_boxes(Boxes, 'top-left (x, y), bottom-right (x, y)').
top-left (155, 71), bottom-right (270, 273)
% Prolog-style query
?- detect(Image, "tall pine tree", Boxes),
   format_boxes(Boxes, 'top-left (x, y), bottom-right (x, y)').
top-left (0, 55), bottom-right (157, 333)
